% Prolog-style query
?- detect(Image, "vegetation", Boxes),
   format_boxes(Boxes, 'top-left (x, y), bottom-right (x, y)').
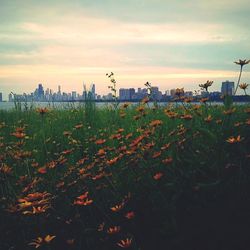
top-left (0, 97), bottom-right (250, 250)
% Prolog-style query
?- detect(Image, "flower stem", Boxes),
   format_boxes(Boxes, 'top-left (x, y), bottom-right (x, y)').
top-left (234, 66), bottom-right (243, 95)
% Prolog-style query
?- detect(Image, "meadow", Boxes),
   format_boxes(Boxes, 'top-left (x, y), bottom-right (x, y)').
top-left (0, 97), bottom-right (250, 250)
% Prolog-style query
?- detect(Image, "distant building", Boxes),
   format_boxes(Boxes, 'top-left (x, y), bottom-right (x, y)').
top-left (72, 91), bottom-right (77, 100)
top-left (38, 84), bottom-right (44, 98)
top-left (0, 92), bottom-right (2, 102)
top-left (8, 93), bottom-right (13, 102)
top-left (221, 81), bottom-right (234, 96)
top-left (119, 88), bottom-right (135, 100)
top-left (184, 91), bottom-right (193, 97)
top-left (170, 89), bottom-right (176, 97)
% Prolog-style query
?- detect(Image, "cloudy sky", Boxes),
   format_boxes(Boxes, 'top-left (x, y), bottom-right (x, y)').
top-left (0, 0), bottom-right (250, 99)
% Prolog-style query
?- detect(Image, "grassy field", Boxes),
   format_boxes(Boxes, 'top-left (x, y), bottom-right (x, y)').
top-left (0, 100), bottom-right (250, 250)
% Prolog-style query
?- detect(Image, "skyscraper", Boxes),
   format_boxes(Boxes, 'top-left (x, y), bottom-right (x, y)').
top-left (38, 84), bottom-right (44, 98)
top-left (221, 81), bottom-right (235, 96)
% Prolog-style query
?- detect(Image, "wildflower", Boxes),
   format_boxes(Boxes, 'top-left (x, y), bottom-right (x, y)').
top-left (239, 83), bottom-right (249, 90)
top-left (11, 131), bottom-right (26, 139)
top-left (122, 103), bottom-right (130, 108)
top-left (63, 131), bottom-right (72, 137)
top-left (223, 108), bottom-right (236, 115)
top-left (245, 108), bottom-right (250, 114)
top-left (234, 59), bottom-right (250, 66)
top-left (216, 119), bottom-right (222, 124)
top-left (117, 238), bottom-right (133, 248)
top-left (162, 157), bottom-right (173, 164)
top-left (137, 106), bottom-right (145, 113)
top-left (74, 192), bottom-right (93, 206)
top-left (74, 124), bottom-right (83, 129)
top-left (107, 226), bottom-right (121, 234)
top-left (95, 139), bottom-right (106, 145)
top-left (125, 211), bottom-right (135, 219)
top-left (37, 167), bottom-right (47, 174)
top-left (107, 156), bottom-right (120, 166)
top-left (199, 80), bottom-right (213, 91)
top-left (152, 151), bottom-right (161, 159)
top-left (149, 120), bottom-right (163, 127)
top-left (234, 59), bottom-right (250, 95)
top-left (161, 143), bottom-right (171, 150)
top-left (0, 164), bottom-right (12, 174)
top-left (142, 96), bottom-right (150, 104)
top-left (226, 135), bottom-right (244, 144)
top-left (180, 114), bottom-right (193, 120)
top-left (23, 205), bottom-right (50, 215)
top-left (204, 115), bottom-right (212, 123)
top-left (153, 172), bottom-right (163, 180)
top-left (29, 235), bottom-right (56, 248)
top-left (111, 203), bottom-right (124, 212)
top-left (37, 108), bottom-right (49, 115)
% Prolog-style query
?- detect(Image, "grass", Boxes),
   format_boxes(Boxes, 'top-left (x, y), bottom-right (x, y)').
top-left (0, 101), bottom-right (250, 250)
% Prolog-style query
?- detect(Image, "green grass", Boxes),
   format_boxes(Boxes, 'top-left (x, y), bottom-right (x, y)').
top-left (0, 102), bottom-right (250, 250)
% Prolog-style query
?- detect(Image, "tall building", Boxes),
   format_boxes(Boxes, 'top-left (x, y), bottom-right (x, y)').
top-left (119, 88), bottom-right (135, 100)
top-left (170, 89), bottom-right (176, 97)
top-left (90, 83), bottom-right (95, 100)
top-left (72, 91), bottom-right (77, 100)
top-left (0, 92), bottom-right (2, 102)
top-left (221, 81), bottom-right (234, 96)
top-left (38, 84), bottom-right (44, 98)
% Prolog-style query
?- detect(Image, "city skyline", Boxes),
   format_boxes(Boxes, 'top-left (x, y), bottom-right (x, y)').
top-left (3, 80), bottom-right (248, 103)
top-left (0, 1), bottom-right (250, 99)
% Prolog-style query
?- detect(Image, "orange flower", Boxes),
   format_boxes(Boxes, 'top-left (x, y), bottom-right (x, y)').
top-left (29, 235), bottom-right (55, 248)
top-left (149, 120), bottom-right (163, 127)
top-left (152, 151), bottom-right (161, 159)
top-left (204, 115), bottom-right (212, 123)
top-left (11, 132), bottom-right (26, 139)
top-left (107, 156), bottom-right (120, 166)
top-left (0, 164), bottom-right (12, 174)
top-left (153, 172), bottom-right (163, 180)
top-left (125, 211), bottom-right (135, 219)
top-left (142, 96), bottom-right (150, 104)
top-left (107, 226), bottom-right (121, 234)
top-left (136, 106), bottom-right (145, 113)
top-left (95, 139), bottom-right (106, 145)
top-left (162, 157), bottom-right (173, 164)
top-left (161, 143), bottom-right (171, 150)
top-left (223, 108), bottom-right (236, 115)
top-left (23, 205), bottom-right (50, 215)
top-left (226, 135), bottom-right (244, 144)
top-left (122, 103), bottom-right (130, 108)
top-left (37, 107), bottom-right (49, 115)
top-left (117, 238), bottom-right (133, 248)
top-left (74, 124), bottom-right (83, 129)
top-left (180, 114), bottom-right (193, 120)
top-left (111, 203), bottom-right (124, 212)
top-left (74, 192), bottom-right (93, 206)
top-left (37, 167), bottom-right (47, 174)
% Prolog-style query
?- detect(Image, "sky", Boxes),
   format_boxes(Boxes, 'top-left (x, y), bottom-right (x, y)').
top-left (0, 0), bottom-right (250, 99)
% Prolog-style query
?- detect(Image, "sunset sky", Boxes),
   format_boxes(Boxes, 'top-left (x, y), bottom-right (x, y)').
top-left (0, 0), bottom-right (250, 99)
